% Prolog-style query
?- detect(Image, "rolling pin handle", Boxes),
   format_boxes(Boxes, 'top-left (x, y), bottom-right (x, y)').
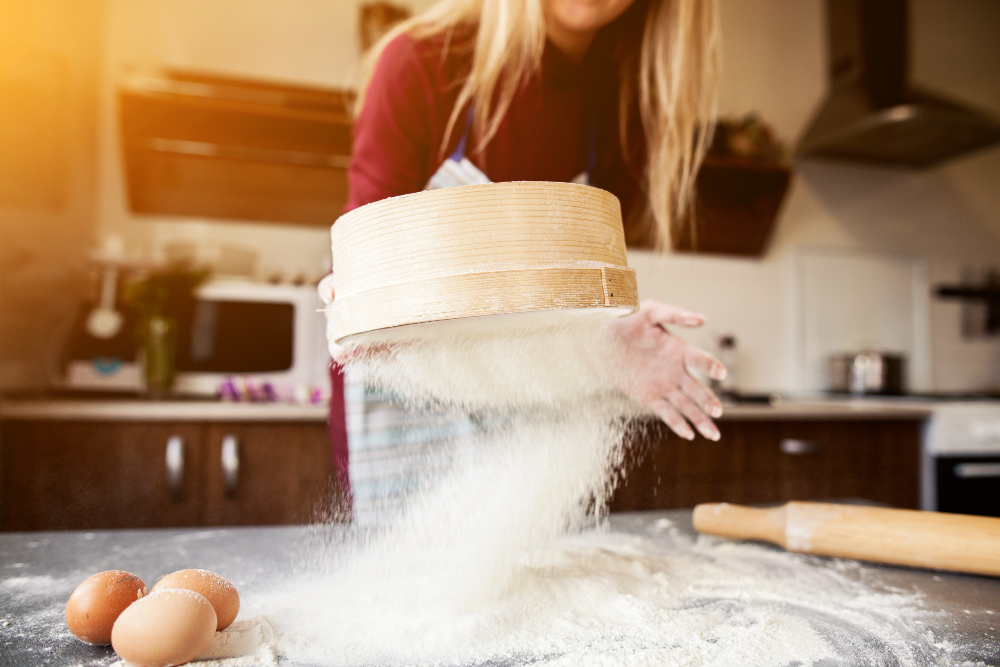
top-left (695, 501), bottom-right (1000, 577)
top-left (693, 503), bottom-right (786, 547)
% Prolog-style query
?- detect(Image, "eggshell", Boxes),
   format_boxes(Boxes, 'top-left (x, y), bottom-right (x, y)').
top-left (152, 569), bottom-right (240, 631)
top-left (65, 570), bottom-right (148, 645)
top-left (111, 588), bottom-right (217, 667)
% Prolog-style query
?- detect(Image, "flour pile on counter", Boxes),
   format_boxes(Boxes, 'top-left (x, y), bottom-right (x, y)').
top-left (257, 315), bottom-right (939, 666)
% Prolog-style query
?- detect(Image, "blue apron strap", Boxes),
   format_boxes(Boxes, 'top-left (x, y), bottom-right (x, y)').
top-left (449, 105), bottom-right (475, 162)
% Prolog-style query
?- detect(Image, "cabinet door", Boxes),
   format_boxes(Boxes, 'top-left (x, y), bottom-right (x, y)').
top-left (609, 419), bottom-right (922, 512)
top-left (771, 420), bottom-right (921, 508)
top-left (202, 423), bottom-right (340, 526)
top-left (0, 421), bottom-right (204, 531)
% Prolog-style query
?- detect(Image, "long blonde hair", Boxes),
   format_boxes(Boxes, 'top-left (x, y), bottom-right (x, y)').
top-left (356, 0), bottom-right (718, 249)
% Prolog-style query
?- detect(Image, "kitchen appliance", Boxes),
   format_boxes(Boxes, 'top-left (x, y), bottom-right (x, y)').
top-left (936, 271), bottom-right (1000, 337)
top-left (325, 182), bottom-right (638, 343)
top-left (797, 250), bottom-right (930, 395)
top-left (797, 0), bottom-right (1000, 167)
top-left (694, 501), bottom-right (1000, 577)
top-left (63, 279), bottom-right (329, 398)
top-left (827, 351), bottom-right (907, 395)
top-left (923, 403), bottom-right (1000, 518)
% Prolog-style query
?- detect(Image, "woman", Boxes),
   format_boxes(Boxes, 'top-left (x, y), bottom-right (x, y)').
top-left (327, 0), bottom-right (725, 504)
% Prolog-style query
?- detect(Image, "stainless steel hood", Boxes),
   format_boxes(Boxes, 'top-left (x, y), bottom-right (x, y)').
top-left (797, 0), bottom-right (1000, 168)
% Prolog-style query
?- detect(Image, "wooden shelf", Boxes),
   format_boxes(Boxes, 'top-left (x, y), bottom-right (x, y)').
top-left (672, 155), bottom-right (793, 257)
top-left (120, 70), bottom-right (353, 226)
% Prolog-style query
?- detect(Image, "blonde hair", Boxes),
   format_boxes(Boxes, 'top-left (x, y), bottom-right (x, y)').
top-left (356, 0), bottom-right (718, 249)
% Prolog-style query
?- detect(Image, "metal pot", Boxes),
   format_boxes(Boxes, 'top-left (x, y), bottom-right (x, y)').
top-left (827, 352), bottom-right (907, 395)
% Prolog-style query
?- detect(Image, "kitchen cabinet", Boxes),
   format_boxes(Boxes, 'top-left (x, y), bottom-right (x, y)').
top-left (120, 70), bottom-right (353, 226)
top-left (0, 419), bottom-right (341, 531)
top-left (0, 402), bottom-right (927, 529)
top-left (0, 421), bottom-right (205, 530)
top-left (609, 419), bottom-right (922, 512)
top-left (202, 423), bottom-right (340, 526)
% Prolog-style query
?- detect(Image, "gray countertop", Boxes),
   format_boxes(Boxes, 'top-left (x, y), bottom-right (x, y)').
top-left (1, 510), bottom-right (997, 666)
top-left (0, 397), bottom-right (934, 423)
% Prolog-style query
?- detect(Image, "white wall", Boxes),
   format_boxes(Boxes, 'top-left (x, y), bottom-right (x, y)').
top-left (0, 1), bottom-right (104, 389)
top-left (631, 0), bottom-right (1000, 393)
top-left (94, 0), bottom-right (1000, 392)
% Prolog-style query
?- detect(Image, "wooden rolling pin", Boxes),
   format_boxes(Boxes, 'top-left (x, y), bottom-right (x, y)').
top-left (693, 501), bottom-right (1000, 577)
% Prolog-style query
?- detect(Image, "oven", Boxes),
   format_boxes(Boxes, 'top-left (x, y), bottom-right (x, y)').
top-left (922, 403), bottom-right (1000, 517)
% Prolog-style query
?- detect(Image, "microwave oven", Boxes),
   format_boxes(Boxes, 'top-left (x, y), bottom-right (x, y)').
top-left (63, 280), bottom-right (330, 398)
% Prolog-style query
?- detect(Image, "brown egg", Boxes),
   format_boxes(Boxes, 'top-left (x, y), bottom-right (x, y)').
top-left (151, 569), bottom-right (240, 630)
top-left (111, 588), bottom-right (217, 667)
top-left (65, 570), bottom-right (148, 645)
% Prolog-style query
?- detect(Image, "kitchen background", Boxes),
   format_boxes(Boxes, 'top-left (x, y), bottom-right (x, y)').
top-left (4, 8), bottom-right (1000, 661)
top-left (1, 0), bottom-right (998, 396)
top-left (5, 2), bottom-right (1000, 662)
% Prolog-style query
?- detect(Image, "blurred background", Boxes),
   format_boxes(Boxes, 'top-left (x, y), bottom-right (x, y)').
top-left (1, 0), bottom-right (998, 394)
top-left (0, 0), bottom-right (998, 530)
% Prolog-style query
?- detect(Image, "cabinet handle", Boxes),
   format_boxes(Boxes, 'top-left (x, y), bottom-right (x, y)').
top-left (780, 439), bottom-right (825, 455)
top-left (166, 435), bottom-right (184, 500)
top-left (954, 462), bottom-right (1000, 479)
top-left (221, 435), bottom-right (240, 498)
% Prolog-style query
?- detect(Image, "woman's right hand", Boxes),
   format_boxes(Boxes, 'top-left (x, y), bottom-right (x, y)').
top-left (318, 273), bottom-right (348, 363)
top-left (605, 300), bottom-right (726, 441)
top-left (317, 272), bottom-right (336, 306)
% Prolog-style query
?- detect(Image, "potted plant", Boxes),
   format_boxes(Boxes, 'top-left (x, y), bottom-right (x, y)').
top-left (122, 263), bottom-right (208, 397)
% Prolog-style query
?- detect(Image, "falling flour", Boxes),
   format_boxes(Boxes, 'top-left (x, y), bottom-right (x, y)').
top-left (251, 312), bottom-right (950, 665)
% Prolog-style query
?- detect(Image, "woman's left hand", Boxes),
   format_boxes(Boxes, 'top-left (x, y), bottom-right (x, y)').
top-left (606, 300), bottom-right (726, 441)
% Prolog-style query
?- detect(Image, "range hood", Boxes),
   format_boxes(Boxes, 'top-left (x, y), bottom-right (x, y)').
top-left (797, 0), bottom-right (1000, 168)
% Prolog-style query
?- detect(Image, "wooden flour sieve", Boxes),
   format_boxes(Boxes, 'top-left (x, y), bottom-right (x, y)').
top-left (326, 182), bottom-right (639, 342)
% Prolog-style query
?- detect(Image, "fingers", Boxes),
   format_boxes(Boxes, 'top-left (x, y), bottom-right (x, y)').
top-left (667, 390), bottom-right (721, 441)
top-left (685, 347), bottom-right (727, 382)
top-left (651, 393), bottom-right (721, 442)
top-left (317, 272), bottom-right (336, 305)
top-left (681, 375), bottom-right (723, 419)
top-left (649, 398), bottom-right (695, 441)
top-left (640, 300), bottom-right (706, 328)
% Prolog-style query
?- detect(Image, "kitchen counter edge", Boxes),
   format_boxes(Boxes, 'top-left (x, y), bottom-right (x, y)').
top-left (0, 399), bottom-right (330, 422)
top-left (0, 398), bottom-right (934, 422)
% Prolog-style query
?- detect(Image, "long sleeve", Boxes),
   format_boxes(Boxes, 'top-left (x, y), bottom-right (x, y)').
top-left (347, 35), bottom-right (440, 211)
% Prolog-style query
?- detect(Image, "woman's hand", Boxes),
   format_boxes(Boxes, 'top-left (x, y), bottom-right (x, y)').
top-left (319, 273), bottom-right (399, 364)
top-left (606, 300), bottom-right (726, 441)
top-left (318, 273), bottom-right (348, 363)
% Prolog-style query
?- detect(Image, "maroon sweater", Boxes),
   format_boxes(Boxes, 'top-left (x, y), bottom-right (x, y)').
top-left (347, 29), bottom-right (647, 232)
top-left (332, 26), bottom-right (650, 506)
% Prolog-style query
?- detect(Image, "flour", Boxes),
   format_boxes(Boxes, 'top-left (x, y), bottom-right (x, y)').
top-left (1, 574), bottom-right (82, 656)
top-left (339, 310), bottom-right (636, 414)
top-left (195, 617), bottom-right (279, 667)
top-left (265, 313), bottom-right (944, 664)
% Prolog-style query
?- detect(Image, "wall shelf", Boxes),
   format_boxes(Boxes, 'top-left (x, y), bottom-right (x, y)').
top-left (672, 155), bottom-right (793, 257)
top-left (120, 70), bottom-right (354, 226)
